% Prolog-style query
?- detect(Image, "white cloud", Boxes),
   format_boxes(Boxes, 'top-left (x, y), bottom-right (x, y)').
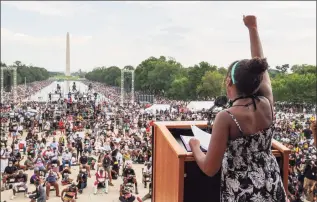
top-left (1, 28), bottom-right (92, 46)
top-left (1, 1), bottom-right (94, 17)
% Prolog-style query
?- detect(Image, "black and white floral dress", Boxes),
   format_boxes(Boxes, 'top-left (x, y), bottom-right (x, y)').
top-left (221, 111), bottom-right (287, 202)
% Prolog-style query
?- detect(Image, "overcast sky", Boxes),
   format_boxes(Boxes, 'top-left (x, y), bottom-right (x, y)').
top-left (1, 1), bottom-right (316, 72)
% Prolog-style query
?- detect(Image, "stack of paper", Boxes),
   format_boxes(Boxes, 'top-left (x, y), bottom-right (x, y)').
top-left (180, 126), bottom-right (212, 152)
top-left (180, 135), bottom-right (193, 152)
top-left (191, 125), bottom-right (211, 150)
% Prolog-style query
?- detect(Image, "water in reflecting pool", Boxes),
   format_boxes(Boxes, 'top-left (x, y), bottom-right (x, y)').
top-left (27, 81), bottom-right (89, 102)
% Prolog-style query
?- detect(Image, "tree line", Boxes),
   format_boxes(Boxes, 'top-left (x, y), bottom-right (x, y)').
top-left (89, 56), bottom-right (315, 104)
top-left (1, 61), bottom-right (50, 87)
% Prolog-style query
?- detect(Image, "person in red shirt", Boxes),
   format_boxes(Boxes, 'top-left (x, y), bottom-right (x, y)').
top-left (93, 168), bottom-right (108, 194)
top-left (72, 125), bottom-right (77, 133)
top-left (59, 120), bottom-right (65, 135)
top-left (146, 126), bottom-right (150, 134)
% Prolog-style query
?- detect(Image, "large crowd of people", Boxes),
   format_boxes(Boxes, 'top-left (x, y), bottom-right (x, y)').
top-left (0, 79), bottom-right (316, 202)
top-left (1, 81), bottom-right (53, 104)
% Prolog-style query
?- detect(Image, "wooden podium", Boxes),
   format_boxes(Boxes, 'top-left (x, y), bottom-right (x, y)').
top-left (152, 121), bottom-right (291, 202)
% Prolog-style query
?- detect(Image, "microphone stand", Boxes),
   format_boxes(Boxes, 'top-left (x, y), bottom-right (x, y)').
top-left (206, 105), bottom-right (217, 134)
top-left (206, 96), bottom-right (229, 134)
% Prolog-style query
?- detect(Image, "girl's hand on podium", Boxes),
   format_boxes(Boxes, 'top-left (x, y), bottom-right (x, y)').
top-left (189, 138), bottom-right (200, 150)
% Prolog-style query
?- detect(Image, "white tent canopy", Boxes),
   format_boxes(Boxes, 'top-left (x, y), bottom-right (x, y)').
top-left (187, 101), bottom-right (214, 112)
top-left (144, 104), bottom-right (176, 114)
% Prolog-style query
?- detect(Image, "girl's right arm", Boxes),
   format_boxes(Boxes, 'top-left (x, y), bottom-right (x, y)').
top-left (244, 15), bottom-right (273, 104)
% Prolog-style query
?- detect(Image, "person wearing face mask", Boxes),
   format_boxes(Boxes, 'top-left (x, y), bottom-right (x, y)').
top-left (102, 150), bottom-right (114, 186)
top-left (123, 163), bottom-right (138, 194)
top-left (12, 148), bottom-right (25, 171)
top-left (93, 167), bottom-right (108, 194)
top-left (142, 162), bottom-right (152, 189)
top-left (76, 165), bottom-right (88, 194)
top-left (62, 149), bottom-right (72, 169)
top-left (119, 186), bottom-right (143, 202)
top-left (45, 168), bottom-right (60, 199)
top-left (51, 147), bottom-right (60, 166)
top-left (79, 152), bottom-right (91, 177)
top-left (2, 160), bottom-right (18, 189)
top-left (83, 139), bottom-right (91, 154)
top-left (11, 170), bottom-right (28, 199)
top-left (33, 154), bottom-right (46, 174)
top-left (43, 146), bottom-right (52, 163)
top-left (50, 138), bottom-right (59, 151)
top-left (61, 166), bottom-right (73, 185)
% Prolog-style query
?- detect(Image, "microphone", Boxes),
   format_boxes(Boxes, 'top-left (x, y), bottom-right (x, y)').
top-left (209, 96), bottom-right (228, 112)
top-left (206, 96), bottom-right (228, 133)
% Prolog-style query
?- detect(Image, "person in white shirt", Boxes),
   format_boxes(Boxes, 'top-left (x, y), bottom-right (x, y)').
top-left (116, 150), bottom-right (123, 165)
top-left (10, 112), bottom-right (15, 122)
top-left (142, 162), bottom-right (152, 189)
top-left (50, 138), bottom-right (59, 150)
top-left (143, 162), bottom-right (152, 175)
top-left (0, 146), bottom-right (9, 174)
top-left (43, 146), bottom-right (53, 160)
top-left (19, 116), bottom-right (24, 125)
top-left (18, 124), bottom-right (23, 135)
top-left (50, 148), bottom-right (60, 166)
top-left (62, 150), bottom-right (72, 168)
top-left (94, 167), bottom-right (108, 194)
top-left (44, 121), bottom-right (50, 131)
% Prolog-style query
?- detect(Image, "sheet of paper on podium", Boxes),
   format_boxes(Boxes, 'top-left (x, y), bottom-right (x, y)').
top-left (191, 125), bottom-right (211, 150)
top-left (180, 126), bottom-right (211, 152)
top-left (180, 135), bottom-right (193, 152)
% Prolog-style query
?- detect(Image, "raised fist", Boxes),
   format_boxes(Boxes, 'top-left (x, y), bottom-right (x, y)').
top-left (243, 15), bottom-right (257, 29)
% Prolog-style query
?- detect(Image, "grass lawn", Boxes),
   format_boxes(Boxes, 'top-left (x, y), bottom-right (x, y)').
top-left (51, 75), bottom-right (81, 80)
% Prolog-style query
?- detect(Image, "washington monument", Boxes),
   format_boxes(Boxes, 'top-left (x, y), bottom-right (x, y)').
top-left (65, 32), bottom-right (70, 76)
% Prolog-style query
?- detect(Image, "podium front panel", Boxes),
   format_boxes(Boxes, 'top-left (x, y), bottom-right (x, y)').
top-left (184, 161), bottom-right (221, 202)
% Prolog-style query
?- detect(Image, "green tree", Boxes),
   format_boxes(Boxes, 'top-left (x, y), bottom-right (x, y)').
top-left (134, 56), bottom-right (183, 94)
top-left (167, 77), bottom-right (189, 100)
top-left (105, 66), bottom-right (121, 86)
top-left (275, 64), bottom-right (289, 74)
top-left (134, 56), bottom-right (164, 92)
top-left (218, 67), bottom-right (227, 75)
top-left (196, 71), bottom-right (224, 100)
top-left (84, 56), bottom-right (316, 104)
top-left (1, 61), bottom-right (50, 87)
top-left (272, 72), bottom-right (316, 104)
top-left (187, 61), bottom-right (218, 99)
top-left (147, 61), bottom-right (182, 95)
top-left (290, 64), bottom-right (315, 75)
